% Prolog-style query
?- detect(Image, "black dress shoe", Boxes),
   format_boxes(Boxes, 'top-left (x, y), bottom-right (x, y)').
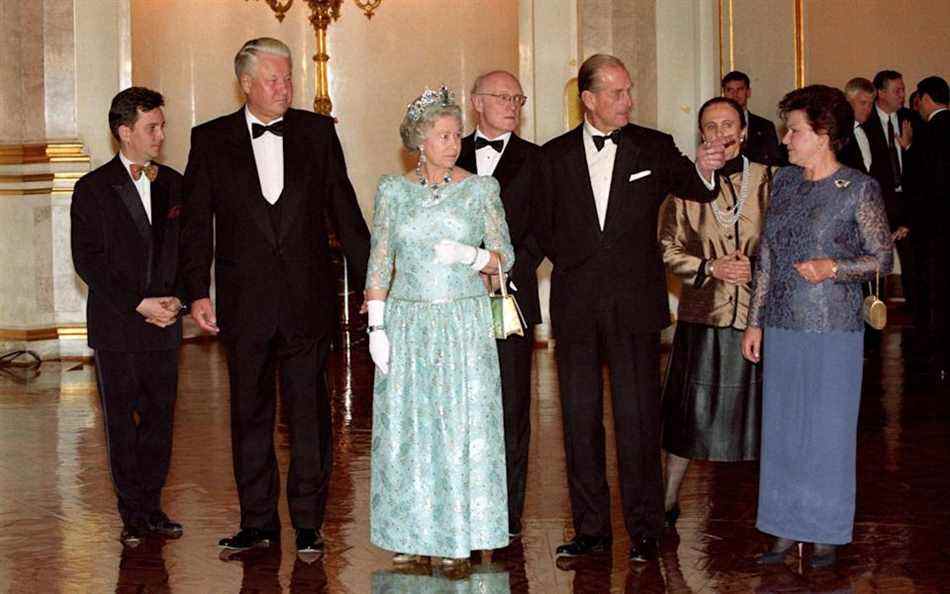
top-left (664, 504), bottom-right (681, 528)
top-left (555, 535), bottom-right (611, 558)
top-left (218, 528), bottom-right (279, 551)
top-left (756, 538), bottom-right (796, 565)
top-left (809, 544), bottom-right (837, 569)
top-left (147, 511), bottom-right (184, 539)
top-left (628, 536), bottom-right (659, 562)
top-left (295, 529), bottom-right (325, 555)
top-left (120, 524), bottom-right (146, 547)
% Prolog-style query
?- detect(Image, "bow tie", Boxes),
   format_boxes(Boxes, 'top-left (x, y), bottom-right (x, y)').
top-left (129, 163), bottom-right (158, 182)
top-left (592, 129), bottom-right (622, 151)
top-left (252, 120), bottom-right (286, 139)
top-left (475, 136), bottom-right (504, 153)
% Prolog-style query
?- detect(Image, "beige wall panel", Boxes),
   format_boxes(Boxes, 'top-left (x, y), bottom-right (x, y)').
top-left (131, 0), bottom-right (518, 223)
top-left (804, 0), bottom-right (950, 90)
top-left (730, 0), bottom-right (796, 127)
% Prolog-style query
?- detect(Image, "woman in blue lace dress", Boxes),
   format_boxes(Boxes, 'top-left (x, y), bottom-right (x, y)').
top-left (363, 86), bottom-right (514, 567)
top-left (741, 85), bottom-right (893, 568)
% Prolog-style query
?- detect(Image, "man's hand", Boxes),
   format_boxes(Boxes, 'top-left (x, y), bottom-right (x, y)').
top-left (696, 137), bottom-right (727, 181)
top-left (137, 297), bottom-right (178, 327)
top-left (892, 226), bottom-right (910, 241)
top-left (899, 119), bottom-right (913, 150)
top-left (190, 297), bottom-right (219, 334)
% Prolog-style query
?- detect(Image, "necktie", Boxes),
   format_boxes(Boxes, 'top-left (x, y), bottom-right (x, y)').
top-left (252, 120), bottom-right (286, 139)
top-left (475, 136), bottom-right (504, 153)
top-left (129, 163), bottom-right (158, 182)
top-left (592, 129), bottom-right (622, 151)
top-left (886, 116), bottom-right (902, 188)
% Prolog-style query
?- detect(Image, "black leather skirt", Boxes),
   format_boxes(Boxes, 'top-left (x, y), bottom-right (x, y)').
top-left (661, 321), bottom-right (761, 461)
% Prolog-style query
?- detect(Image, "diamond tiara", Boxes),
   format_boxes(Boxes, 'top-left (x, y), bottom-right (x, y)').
top-left (406, 85), bottom-right (454, 122)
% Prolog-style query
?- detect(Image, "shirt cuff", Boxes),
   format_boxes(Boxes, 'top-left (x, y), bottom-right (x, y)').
top-left (696, 165), bottom-right (716, 190)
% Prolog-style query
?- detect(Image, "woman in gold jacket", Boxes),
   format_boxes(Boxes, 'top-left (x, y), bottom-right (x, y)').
top-left (658, 97), bottom-right (775, 527)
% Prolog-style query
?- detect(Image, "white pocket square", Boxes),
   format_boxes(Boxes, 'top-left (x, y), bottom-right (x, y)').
top-left (628, 170), bottom-right (652, 182)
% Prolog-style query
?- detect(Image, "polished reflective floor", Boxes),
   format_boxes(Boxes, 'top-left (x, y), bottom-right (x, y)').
top-left (1, 318), bottom-right (948, 592)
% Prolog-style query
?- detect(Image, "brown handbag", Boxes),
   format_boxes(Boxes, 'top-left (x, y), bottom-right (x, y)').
top-left (862, 268), bottom-right (887, 330)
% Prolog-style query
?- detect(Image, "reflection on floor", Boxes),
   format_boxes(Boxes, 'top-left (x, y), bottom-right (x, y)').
top-left (0, 321), bottom-right (948, 592)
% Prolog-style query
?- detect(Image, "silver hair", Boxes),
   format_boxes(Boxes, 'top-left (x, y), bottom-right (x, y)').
top-left (234, 37), bottom-right (292, 79)
top-left (399, 94), bottom-right (462, 152)
top-left (470, 70), bottom-right (520, 95)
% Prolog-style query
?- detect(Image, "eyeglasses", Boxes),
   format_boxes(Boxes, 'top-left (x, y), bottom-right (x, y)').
top-left (474, 93), bottom-right (528, 107)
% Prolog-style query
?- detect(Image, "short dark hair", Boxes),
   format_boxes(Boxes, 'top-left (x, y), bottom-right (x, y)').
top-left (917, 76), bottom-right (949, 105)
top-left (872, 70), bottom-right (902, 91)
top-left (578, 54), bottom-right (627, 95)
top-left (697, 97), bottom-right (747, 130)
top-left (721, 71), bottom-right (750, 89)
top-left (108, 87), bottom-right (164, 141)
top-left (778, 84), bottom-right (854, 154)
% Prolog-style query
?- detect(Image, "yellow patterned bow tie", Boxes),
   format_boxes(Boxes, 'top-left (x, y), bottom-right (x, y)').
top-left (130, 163), bottom-right (158, 182)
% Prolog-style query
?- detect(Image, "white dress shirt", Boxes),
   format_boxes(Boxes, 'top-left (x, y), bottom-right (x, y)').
top-left (875, 104), bottom-right (904, 190)
top-left (853, 121), bottom-right (872, 172)
top-left (246, 107), bottom-right (284, 204)
top-left (582, 119), bottom-right (618, 231)
top-left (474, 129), bottom-right (511, 176)
top-left (119, 151), bottom-right (152, 224)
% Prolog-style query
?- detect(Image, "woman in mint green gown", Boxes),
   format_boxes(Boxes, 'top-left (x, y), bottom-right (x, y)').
top-left (364, 86), bottom-right (514, 564)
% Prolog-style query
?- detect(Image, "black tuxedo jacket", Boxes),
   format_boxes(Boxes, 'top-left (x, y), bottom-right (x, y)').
top-left (744, 112), bottom-right (782, 165)
top-left (911, 109), bottom-right (950, 230)
top-left (71, 156), bottom-right (183, 351)
top-left (458, 132), bottom-right (543, 325)
top-left (839, 127), bottom-right (870, 174)
top-left (533, 123), bottom-right (717, 339)
top-left (180, 107), bottom-right (370, 341)
top-left (864, 106), bottom-right (911, 228)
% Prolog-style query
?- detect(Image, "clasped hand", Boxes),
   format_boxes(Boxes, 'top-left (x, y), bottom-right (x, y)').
top-left (711, 251), bottom-right (751, 284)
top-left (793, 258), bottom-right (835, 284)
top-left (136, 297), bottom-right (182, 328)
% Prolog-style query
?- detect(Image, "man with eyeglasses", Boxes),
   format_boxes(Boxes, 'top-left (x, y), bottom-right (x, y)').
top-left (458, 70), bottom-right (541, 543)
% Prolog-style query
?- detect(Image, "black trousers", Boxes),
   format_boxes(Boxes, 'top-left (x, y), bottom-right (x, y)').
top-left (496, 330), bottom-right (534, 533)
top-left (95, 349), bottom-right (179, 529)
top-left (555, 308), bottom-right (663, 541)
top-left (224, 331), bottom-right (332, 531)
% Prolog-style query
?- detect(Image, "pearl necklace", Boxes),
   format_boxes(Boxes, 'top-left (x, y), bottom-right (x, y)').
top-left (711, 155), bottom-right (750, 227)
top-left (416, 162), bottom-right (453, 206)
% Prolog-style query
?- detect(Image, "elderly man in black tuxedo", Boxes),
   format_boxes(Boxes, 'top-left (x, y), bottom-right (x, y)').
top-left (71, 87), bottom-right (185, 547)
top-left (534, 54), bottom-right (725, 563)
top-left (180, 37), bottom-right (370, 556)
top-left (722, 70), bottom-right (783, 165)
top-left (457, 70), bottom-right (541, 540)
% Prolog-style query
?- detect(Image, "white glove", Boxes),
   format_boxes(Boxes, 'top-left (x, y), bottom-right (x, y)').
top-left (433, 239), bottom-right (490, 270)
top-left (367, 300), bottom-right (389, 375)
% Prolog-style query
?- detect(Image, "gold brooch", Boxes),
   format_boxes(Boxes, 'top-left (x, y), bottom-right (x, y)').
top-left (834, 179), bottom-right (851, 189)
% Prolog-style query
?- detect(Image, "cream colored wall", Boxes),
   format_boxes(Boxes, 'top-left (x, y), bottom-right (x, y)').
top-left (804, 0), bottom-right (950, 90)
top-left (130, 0), bottom-right (518, 222)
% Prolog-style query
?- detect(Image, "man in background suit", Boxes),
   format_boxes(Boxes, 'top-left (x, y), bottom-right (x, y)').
top-left (722, 70), bottom-right (782, 165)
top-left (534, 54), bottom-right (724, 563)
top-left (866, 70), bottom-right (919, 340)
top-left (841, 77), bottom-right (876, 174)
top-left (911, 76), bottom-right (950, 377)
top-left (71, 87), bottom-right (185, 547)
top-left (458, 70), bottom-right (541, 541)
top-left (180, 38), bottom-right (370, 555)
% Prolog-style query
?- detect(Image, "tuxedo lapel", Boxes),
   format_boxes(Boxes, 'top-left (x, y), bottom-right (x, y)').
top-left (277, 109), bottom-right (307, 243)
top-left (492, 135), bottom-right (527, 186)
top-left (602, 125), bottom-right (640, 237)
top-left (458, 134), bottom-right (477, 174)
top-left (226, 108), bottom-right (277, 247)
top-left (109, 157), bottom-right (151, 244)
top-left (564, 126), bottom-right (602, 236)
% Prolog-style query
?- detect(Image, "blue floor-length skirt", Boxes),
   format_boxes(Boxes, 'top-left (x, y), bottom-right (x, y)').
top-left (756, 326), bottom-right (864, 545)
top-left (370, 295), bottom-right (509, 558)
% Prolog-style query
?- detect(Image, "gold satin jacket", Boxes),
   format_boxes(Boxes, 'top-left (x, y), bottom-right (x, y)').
top-left (658, 162), bottom-right (774, 329)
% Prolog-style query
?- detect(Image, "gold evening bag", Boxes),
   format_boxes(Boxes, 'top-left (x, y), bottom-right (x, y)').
top-left (862, 268), bottom-right (887, 330)
top-left (490, 270), bottom-right (527, 339)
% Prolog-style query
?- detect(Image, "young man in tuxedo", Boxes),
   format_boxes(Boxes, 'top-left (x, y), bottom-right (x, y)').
top-left (533, 54), bottom-right (725, 563)
top-left (180, 38), bottom-right (370, 555)
top-left (722, 70), bottom-right (783, 165)
top-left (457, 70), bottom-right (541, 541)
top-left (71, 87), bottom-right (185, 547)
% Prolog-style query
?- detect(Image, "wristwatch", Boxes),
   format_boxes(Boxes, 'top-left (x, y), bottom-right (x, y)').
top-left (367, 324), bottom-right (385, 333)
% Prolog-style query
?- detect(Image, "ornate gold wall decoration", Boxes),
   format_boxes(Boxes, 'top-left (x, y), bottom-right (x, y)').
top-left (248, 0), bottom-right (383, 115)
top-left (793, 0), bottom-right (805, 88)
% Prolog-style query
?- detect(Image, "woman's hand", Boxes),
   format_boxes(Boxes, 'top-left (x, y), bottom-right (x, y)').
top-left (741, 327), bottom-right (763, 362)
top-left (794, 258), bottom-right (835, 284)
top-left (710, 251), bottom-right (752, 284)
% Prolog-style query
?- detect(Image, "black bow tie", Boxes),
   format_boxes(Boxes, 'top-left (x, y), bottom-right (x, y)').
top-left (251, 120), bottom-right (286, 139)
top-left (592, 129), bottom-right (622, 151)
top-left (475, 136), bottom-right (504, 153)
